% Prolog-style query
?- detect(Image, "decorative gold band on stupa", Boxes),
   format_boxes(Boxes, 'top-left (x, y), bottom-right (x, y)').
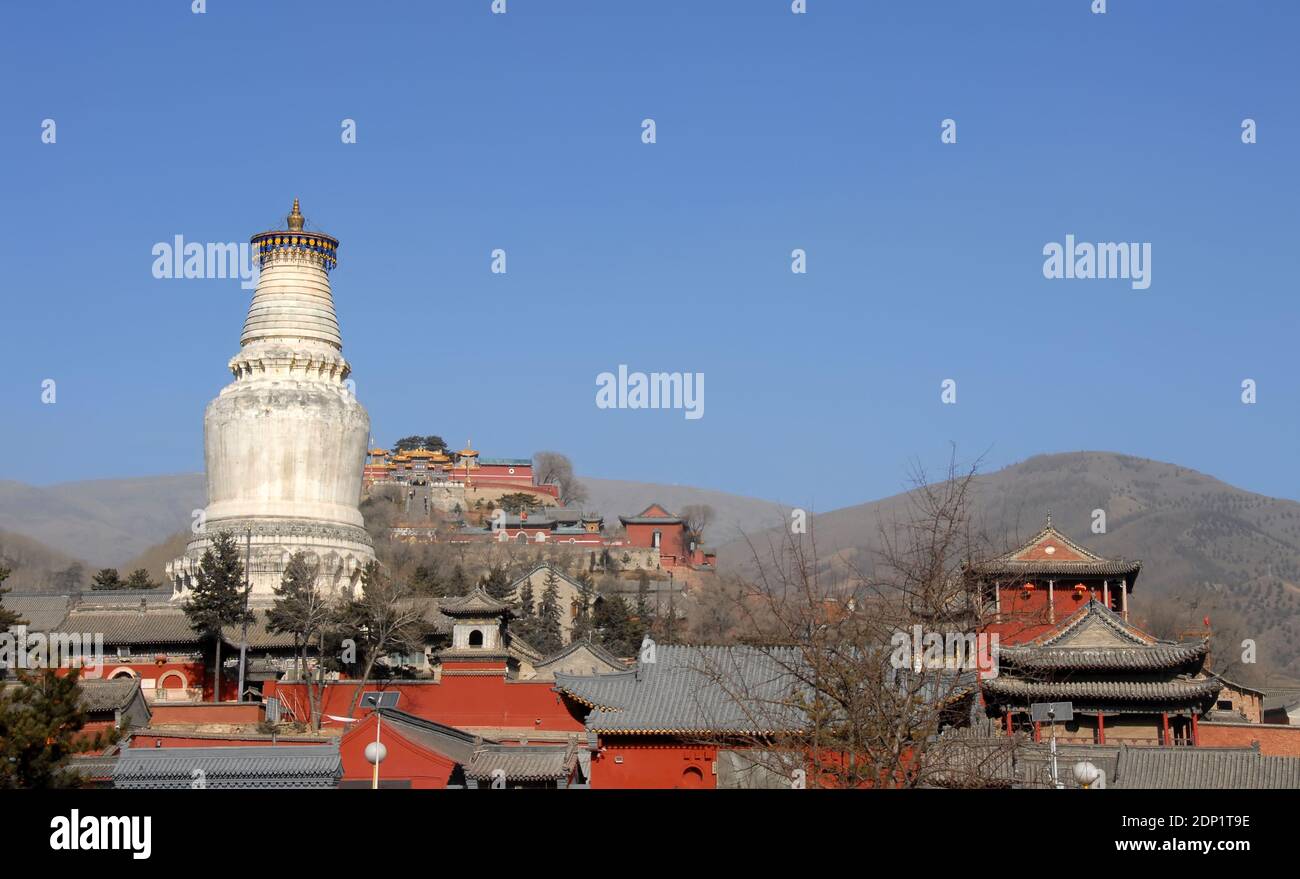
top-left (250, 198), bottom-right (339, 271)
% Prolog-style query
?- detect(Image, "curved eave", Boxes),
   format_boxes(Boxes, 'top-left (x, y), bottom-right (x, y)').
top-left (981, 676), bottom-right (1222, 703)
top-left (970, 560), bottom-right (1142, 577)
top-left (590, 727), bottom-right (797, 737)
top-left (999, 643), bottom-right (1208, 672)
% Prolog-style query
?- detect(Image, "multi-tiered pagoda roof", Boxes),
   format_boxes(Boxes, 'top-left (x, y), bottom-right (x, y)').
top-left (984, 599), bottom-right (1221, 715)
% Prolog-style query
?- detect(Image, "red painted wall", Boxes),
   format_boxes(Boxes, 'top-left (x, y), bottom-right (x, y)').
top-left (266, 674), bottom-right (586, 733)
top-left (1199, 722), bottom-right (1300, 757)
top-left (985, 580), bottom-right (1127, 644)
top-left (148, 703), bottom-right (264, 725)
top-left (128, 734), bottom-right (324, 748)
top-left (624, 522), bottom-right (687, 566)
top-left (339, 714), bottom-right (457, 788)
top-left (589, 737), bottom-right (718, 789)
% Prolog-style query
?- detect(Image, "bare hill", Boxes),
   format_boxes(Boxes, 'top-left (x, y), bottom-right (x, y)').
top-left (0, 473), bottom-right (778, 575)
top-left (0, 528), bottom-right (89, 592)
top-left (0, 475), bottom-right (204, 568)
top-left (717, 451), bottom-right (1300, 676)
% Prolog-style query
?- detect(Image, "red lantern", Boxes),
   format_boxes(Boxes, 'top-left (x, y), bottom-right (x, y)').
top-left (1073, 583), bottom-right (1087, 600)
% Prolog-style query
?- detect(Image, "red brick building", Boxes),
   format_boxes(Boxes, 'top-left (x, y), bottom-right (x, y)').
top-left (619, 504), bottom-right (715, 568)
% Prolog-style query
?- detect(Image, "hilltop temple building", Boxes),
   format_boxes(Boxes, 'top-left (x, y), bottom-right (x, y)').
top-left (167, 200), bottom-right (374, 603)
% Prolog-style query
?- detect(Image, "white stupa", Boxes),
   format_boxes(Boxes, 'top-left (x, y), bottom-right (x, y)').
top-left (167, 199), bottom-right (374, 603)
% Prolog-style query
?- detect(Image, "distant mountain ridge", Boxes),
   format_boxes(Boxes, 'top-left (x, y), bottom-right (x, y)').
top-left (4, 453), bottom-right (1299, 677)
top-left (715, 451), bottom-right (1300, 676)
top-left (0, 473), bottom-right (782, 571)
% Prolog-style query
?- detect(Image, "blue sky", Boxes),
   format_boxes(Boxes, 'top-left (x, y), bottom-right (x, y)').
top-left (1, 1), bottom-right (1296, 511)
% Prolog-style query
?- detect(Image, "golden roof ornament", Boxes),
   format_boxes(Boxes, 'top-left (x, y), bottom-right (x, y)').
top-left (287, 197), bottom-right (304, 232)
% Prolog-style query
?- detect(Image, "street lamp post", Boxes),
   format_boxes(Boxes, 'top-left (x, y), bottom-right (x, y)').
top-left (363, 695), bottom-right (386, 789)
top-left (237, 528), bottom-right (252, 703)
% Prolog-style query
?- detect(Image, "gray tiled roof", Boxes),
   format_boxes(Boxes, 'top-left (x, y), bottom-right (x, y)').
top-left (68, 751), bottom-right (121, 782)
top-left (2, 677), bottom-right (145, 715)
top-left (556, 646), bottom-right (978, 736)
top-left (1113, 746), bottom-right (1300, 789)
top-left (926, 722), bottom-right (1300, 790)
top-left (2, 593), bottom-right (71, 631)
top-left (54, 608), bottom-right (198, 646)
top-left (464, 743), bottom-right (578, 781)
top-left (52, 607), bottom-right (297, 650)
top-left (556, 646), bottom-right (805, 735)
top-left (534, 639), bottom-right (627, 672)
top-left (559, 646), bottom-right (798, 734)
top-left (982, 676), bottom-right (1223, 704)
top-left (378, 708), bottom-right (486, 765)
top-left (1000, 643), bottom-right (1206, 671)
top-left (439, 587), bottom-right (511, 616)
top-left (78, 678), bottom-right (144, 713)
top-left (113, 744), bottom-right (342, 789)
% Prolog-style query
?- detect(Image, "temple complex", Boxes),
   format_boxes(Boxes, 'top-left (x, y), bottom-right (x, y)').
top-left (167, 200), bottom-right (374, 603)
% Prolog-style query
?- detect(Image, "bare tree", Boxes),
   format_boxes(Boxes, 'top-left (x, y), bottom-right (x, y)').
top-left (680, 503), bottom-right (715, 543)
top-left (267, 552), bottom-right (335, 732)
top-left (533, 451), bottom-right (588, 506)
top-left (340, 562), bottom-right (428, 717)
top-left (689, 452), bottom-right (1018, 788)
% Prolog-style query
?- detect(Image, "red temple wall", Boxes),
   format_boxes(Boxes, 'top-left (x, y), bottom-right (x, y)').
top-left (339, 715), bottom-right (458, 789)
top-left (1199, 722), bottom-right (1300, 757)
top-left (266, 674), bottom-right (585, 733)
top-left (589, 738), bottom-right (717, 789)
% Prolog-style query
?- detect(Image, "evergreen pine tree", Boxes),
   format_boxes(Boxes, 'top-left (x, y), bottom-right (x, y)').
top-left (592, 593), bottom-right (639, 657)
top-left (0, 669), bottom-right (116, 788)
top-left (536, 571), bottom-right (563, 655)
top-left (448, 565), bottom-right (470, 596)
top-left (184, 531), bottom-right (253, 702)
top-left (479, 563), bottom-right (512, 600)
top-left (124, 569), bottom-right (158, 590)
top-left (90, 568), bottom-right (123, 591)
top-left (571, 596), bottom-right (593, 644)
top-left (518, 578), bottom-right (536, 617)
top-left (0, 567), bottom-right (23, 630)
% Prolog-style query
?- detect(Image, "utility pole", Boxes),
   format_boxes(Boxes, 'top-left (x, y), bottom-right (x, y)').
top-left (237, 527), bottom-right (251, 703)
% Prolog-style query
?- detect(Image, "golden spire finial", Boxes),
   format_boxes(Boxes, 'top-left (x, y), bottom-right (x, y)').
top-left (287, 198), bottom-right (304, 231)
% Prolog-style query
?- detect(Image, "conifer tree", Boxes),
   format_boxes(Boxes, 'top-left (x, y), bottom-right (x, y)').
top-left (448, 564), bottom-right (471, 596)
top-left (592, 592), bottom-right (639, 657)
top-left (91, 568), bottom-right (123, 591)
top-left (267, 552), bottom-right (333, 731)
top-left (184, 531), bottom-right (253, 702)
top-left (0, 567), bottom-right (23, 631)
top-left (518, 578), bottom-right (536, 617)
top-left (571, 597), bottom-right (593, 644)
top-left (536, 570), bottom-right (563, 655)
top-left (124, 569), bottom-right (158, 590)
top-left (0, 669), bottom-right (116, 788)
top-left (478, 563), bottom-right (512, 601)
